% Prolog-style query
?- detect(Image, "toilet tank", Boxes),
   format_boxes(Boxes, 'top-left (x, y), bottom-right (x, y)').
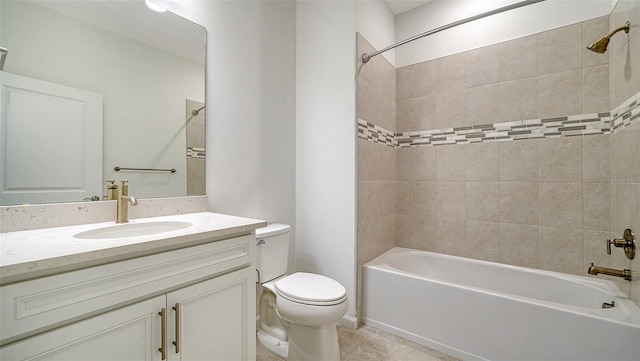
top-left (255, 223), bottom-right (291, 283)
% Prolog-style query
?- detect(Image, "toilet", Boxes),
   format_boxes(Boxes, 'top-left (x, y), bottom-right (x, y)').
top-left (255, 224), bottom-right (348, 361)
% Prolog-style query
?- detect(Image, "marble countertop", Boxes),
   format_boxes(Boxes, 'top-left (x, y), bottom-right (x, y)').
top-left (0, 212), bottom-right (266, 285)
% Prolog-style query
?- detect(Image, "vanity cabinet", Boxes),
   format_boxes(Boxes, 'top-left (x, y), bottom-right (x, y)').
top-left (0, 234), bottom-right (256, 361)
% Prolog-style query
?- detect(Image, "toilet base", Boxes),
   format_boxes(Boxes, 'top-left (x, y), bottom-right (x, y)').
top-left (257, 329), bottom-right (288, 360)
top-left (286, 322), bottom-right (341, 361)
top-left (258, 322), bottom-right (341, 361)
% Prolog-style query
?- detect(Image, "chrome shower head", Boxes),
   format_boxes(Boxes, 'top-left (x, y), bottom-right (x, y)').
top-left (0, 47), bottom-right (7, 71)
top-left (587, 21), bottom-right (630, 54)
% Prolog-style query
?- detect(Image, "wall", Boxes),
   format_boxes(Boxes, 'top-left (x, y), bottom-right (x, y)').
top-left (609, 0), bottom-right (640, 303)
top-left (355, 0), bottom-right (396, 66)
top-left (1, 0), bottom-right (204, 199)
top-left (296, 0), bottom-right (358, 325)
top-left (162, 0), bottom-right (296, 267)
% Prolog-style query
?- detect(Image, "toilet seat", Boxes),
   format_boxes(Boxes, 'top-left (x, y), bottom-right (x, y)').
top-left (274, 272), bottom-right (347, 306)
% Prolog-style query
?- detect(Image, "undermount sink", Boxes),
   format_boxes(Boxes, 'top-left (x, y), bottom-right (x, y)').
top-left (73, 221), bottom-right (193, 239)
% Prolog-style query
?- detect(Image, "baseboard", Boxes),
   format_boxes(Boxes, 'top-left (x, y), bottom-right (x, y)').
top-left (338, 314), bottom-right (358, 330)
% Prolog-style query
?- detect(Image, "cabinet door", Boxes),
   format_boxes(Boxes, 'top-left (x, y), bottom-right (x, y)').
top-left (0, 296), bottom-right (165, 361)
top-left (167, 268), bottom-right (254, 361)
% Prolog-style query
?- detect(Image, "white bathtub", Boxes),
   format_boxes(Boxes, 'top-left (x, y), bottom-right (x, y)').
top-left (363, 247), bottom-right (640, 361)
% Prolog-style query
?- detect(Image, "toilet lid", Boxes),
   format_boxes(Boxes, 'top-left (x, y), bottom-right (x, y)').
top-left (274, 272), bottom-right (346, 305)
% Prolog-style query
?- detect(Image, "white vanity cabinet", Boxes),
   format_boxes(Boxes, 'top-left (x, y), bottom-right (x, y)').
top-left (0, 232), bottom-right (257, 361)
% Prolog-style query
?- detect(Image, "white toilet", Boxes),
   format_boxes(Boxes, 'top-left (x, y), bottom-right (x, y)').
top-left (255, 224), bottom-right (348, 361)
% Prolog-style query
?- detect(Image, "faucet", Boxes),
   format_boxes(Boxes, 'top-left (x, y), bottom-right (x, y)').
top-left (116, 180), bottom-right (138, 223)
top-left (588, 263), bottom-right (632, 281)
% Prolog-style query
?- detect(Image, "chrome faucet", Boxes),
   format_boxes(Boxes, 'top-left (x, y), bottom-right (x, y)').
top-left (116, 180), bottom-right (138, 223)
top-left (588, 263), bottom-right (632, 281)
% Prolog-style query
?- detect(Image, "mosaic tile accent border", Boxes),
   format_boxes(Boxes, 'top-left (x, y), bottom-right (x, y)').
top-left (187, 147), bottom-right (206, 159)
top-left (358, 91), bottom-right (640, 148)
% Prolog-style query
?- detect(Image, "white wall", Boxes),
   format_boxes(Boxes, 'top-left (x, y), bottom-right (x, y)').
top-left (396, 0), bottom-right (613, 67)
top-left (162, 1), bottom-right (296, 264)
top-left (355, 0), bottom-right (396, 65)
top-left (296, 0), bottom-right (358, 324)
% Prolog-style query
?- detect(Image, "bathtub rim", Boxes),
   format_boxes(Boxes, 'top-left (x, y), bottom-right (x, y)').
top-left (364, 247), bottom-right (640, 327)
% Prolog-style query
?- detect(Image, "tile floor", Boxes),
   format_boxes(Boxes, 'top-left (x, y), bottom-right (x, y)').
top-left (256, 325), bottom-right (460, 361)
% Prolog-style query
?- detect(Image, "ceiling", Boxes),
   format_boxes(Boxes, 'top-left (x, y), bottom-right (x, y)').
top-left (384, 0), bottom-right (433, 15)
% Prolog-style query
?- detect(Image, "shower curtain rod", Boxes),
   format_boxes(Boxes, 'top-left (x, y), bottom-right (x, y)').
top-left (362, 0), bottom-right (545, 63)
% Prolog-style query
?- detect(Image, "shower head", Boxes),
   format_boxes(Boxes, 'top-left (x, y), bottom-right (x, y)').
top-left (0, 47), bottom-right (7, 71)
top-left (587, 21), bottom-right (630, 54)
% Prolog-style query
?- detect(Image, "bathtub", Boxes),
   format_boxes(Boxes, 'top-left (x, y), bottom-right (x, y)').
top-left (363, 247), bottom-right (640, 361)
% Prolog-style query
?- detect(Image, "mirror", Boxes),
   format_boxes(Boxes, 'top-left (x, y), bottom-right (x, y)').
top-left (0, 0), bottom-right (206, 206)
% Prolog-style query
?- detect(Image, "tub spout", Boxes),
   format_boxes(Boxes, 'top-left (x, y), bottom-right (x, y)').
top-left (588, 263), bottom-right (632, 281)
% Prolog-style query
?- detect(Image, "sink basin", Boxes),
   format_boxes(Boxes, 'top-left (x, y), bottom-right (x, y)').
top-left (74, 221), bottom-right (193, 239)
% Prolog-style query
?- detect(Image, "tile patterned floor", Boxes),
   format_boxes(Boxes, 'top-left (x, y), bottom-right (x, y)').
top-left (256, 325), bottom-right (460, 361)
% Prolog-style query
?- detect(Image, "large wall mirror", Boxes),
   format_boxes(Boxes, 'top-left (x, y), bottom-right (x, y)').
top-left (0, 0), bottom-right (206, 206)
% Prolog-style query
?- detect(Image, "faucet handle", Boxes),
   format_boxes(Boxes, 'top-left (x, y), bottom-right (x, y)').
top-left (606, 229), bottom-right (635, 259)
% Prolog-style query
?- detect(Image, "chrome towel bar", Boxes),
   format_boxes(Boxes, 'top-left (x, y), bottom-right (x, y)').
top-left (114, 166), bottom-right (176, 173)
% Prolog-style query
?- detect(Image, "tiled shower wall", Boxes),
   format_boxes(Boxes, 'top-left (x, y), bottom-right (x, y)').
top-left (392, 16), bottom-right (613, 275)
top-left (609, 0), bottom-right (640, 303)
top-left (356, 34), bottom-right (396, 324)
top-left (357, 4), bottom-right (640, 312)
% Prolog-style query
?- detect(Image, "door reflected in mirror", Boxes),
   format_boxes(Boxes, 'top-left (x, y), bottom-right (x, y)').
top-left (0, 0), bottom-right (206, 206)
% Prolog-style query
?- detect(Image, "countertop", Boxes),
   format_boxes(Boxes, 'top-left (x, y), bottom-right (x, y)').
top-left (0, 212), bottom-right (266, 285)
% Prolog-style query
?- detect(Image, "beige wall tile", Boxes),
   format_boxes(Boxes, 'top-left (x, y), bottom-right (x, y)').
top-left (408, 95), bottom-right (437, 132)
top-left (435, 217), bottom-right (466, 257)
top-left (538, 136), bottom-right (583, 182)
top-left (466, 142), bottom-right (499, 182)
top-left (538, 23), bottom-right (583, 75)
top-left (499, 78), bottom-right (538, 122)
top-left (465, 220), bottom-right (500, 262)
top-left (396, 99), bottom-right (411, 132)
top-left (436, 181), bottom-right (466, 219)
top-left (611, 126), bottom-right (630, 183)
top-left (500, 182), bottom-right (538, 225)
top-left (500, 139), bottom-right (538, 182)
top-left (382, 181), bottom-right (396, 217)
top-left (582, 16), bottom-right (610, 67)
top-left (538, 182), bottom-right (583, 228)
top-left (397, 146), bottom-right (436, 181)
top-left (466, 84), bottom-right (500, 126)
top-left (583, 64), bottom-right (610, 114)
top-left (628, 123), bottom-right (640, 184)
top-left (465, 43), bottom-right (500, 88)
top-left (371, 54), bottom-right (396, 99)
top-left (357, 76), bottom-right (374, 123)
top-left (584, 230), bottom-right (613, 273)
top-left (611, 29), bottom-right (640, 107)
top-left (436, 90), bottom-right (466, 129)
top-left (396, 214), bottom-right (437, 251)
top-left (538, 69), bottom-right (583, 119)
top-left (436, 53), bottom-right (466, 93)
top-left (359, 181), bottom-right (384, 223)
top-left (499, 34), bottom-right (538, 82)
top-left (358, 140), bottom-right (395, 181)
top-left (612, 183), bottom-right (632, 235)
top-left (409, 60), bottom-right (436, 98)
top-left (396, 181), bottom-right (436, 217)
top-left (583, 134), bottom-right (611, 183)
top-left (539, 226), bottom-right (584, 275)
top-left (500, 223), bottom-right (539, 268)
top-left (583, 182), bottom-right (611, 231)
top-left (356, 34), bottom-right (375, 81)
top-left (358, 215), bottom-right (396, 265)
top-left (466, 182), bottom-right (499, 222)
top-left (396, 66), bottom-right (410, 100)
top-left (436, 145), bottom-right (466, 181)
